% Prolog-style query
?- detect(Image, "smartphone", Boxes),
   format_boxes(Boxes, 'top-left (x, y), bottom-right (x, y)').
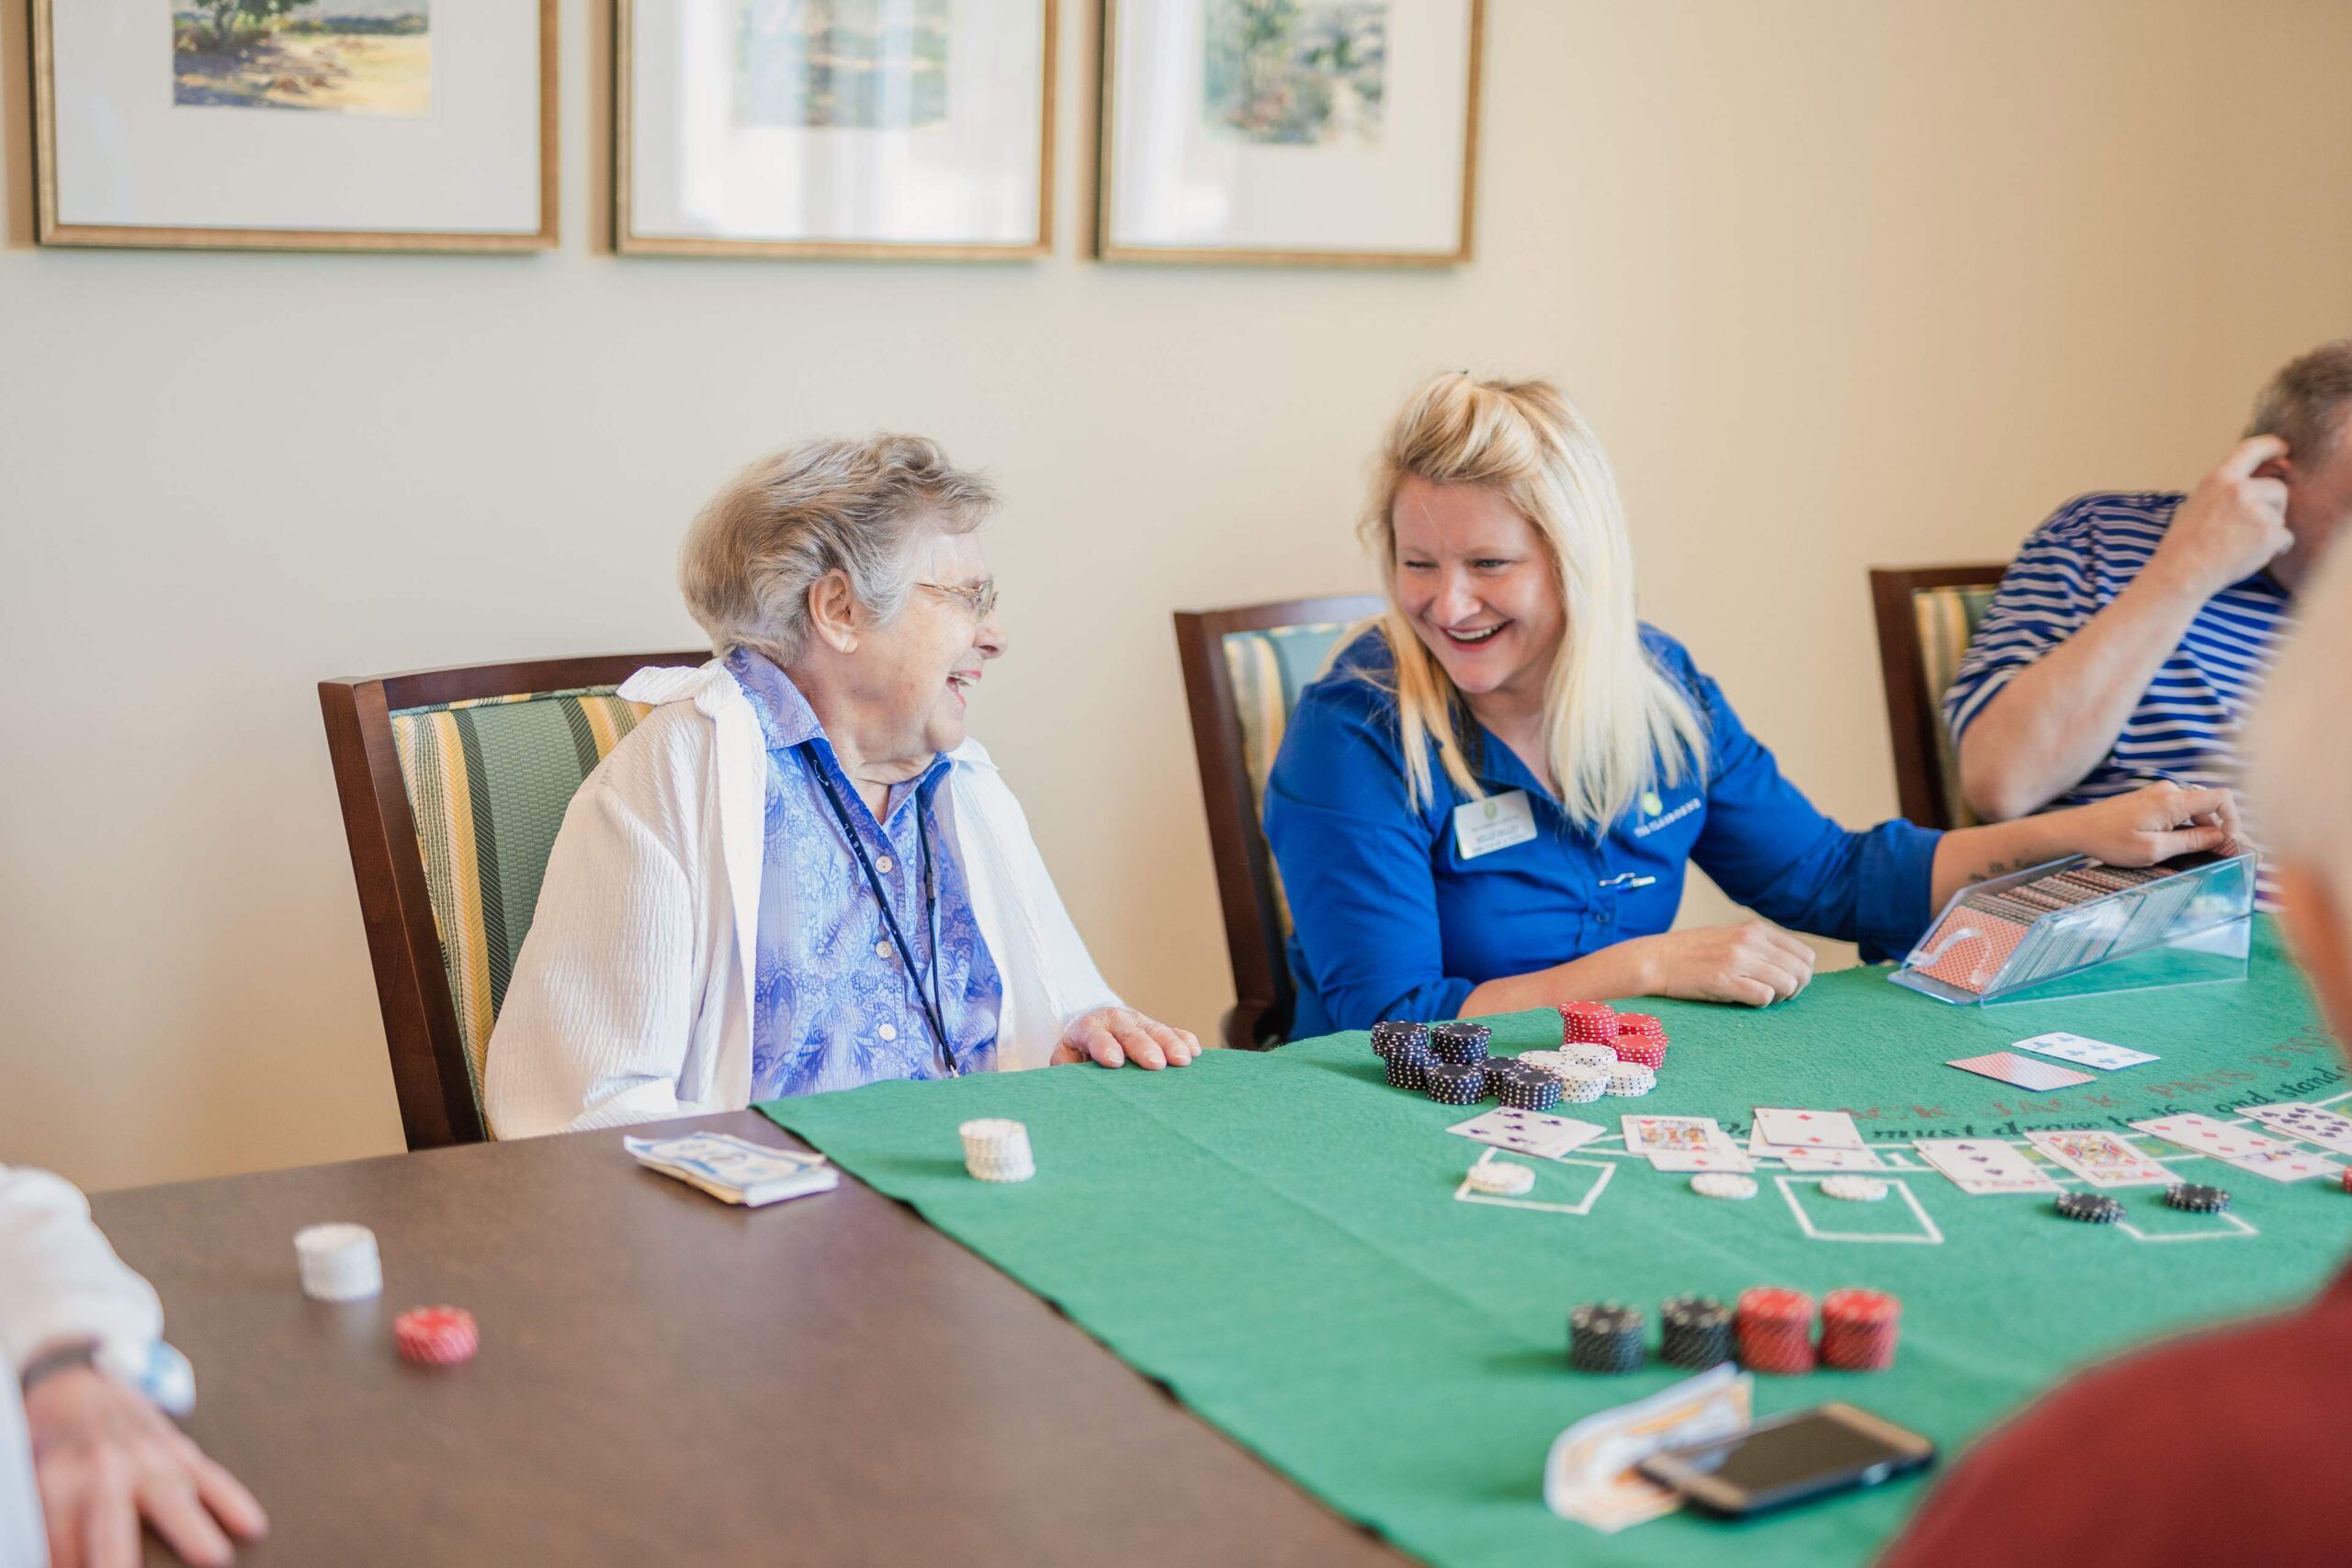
top-left (1636, 1403), bottom-right (1935, 1518)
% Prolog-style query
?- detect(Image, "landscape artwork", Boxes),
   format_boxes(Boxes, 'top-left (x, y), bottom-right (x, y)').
top-left (173, 1), bottom-right (433, 117)
top-left (1204, 0), bottom-right (1385, 146)
top-left (732, 0), bottom-right (951, 130)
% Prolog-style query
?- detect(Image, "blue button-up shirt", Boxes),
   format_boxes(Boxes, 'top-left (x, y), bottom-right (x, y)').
top-left (1265, 626), bottom-right (1940, 1036)
top-left (728, 649), bottom-right (1003, 1096)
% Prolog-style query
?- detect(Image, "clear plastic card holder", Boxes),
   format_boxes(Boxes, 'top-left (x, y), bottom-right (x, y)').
top-left (1891, 852), bottom-right (2256, 1006)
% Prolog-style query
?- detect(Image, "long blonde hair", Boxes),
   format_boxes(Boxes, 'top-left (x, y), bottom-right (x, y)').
top-left (1360, 372), bottom-right (1708, 830)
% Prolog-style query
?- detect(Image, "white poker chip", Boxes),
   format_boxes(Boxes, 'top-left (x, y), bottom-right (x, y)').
top-left (1604, 1064), bottom-right (1657, 1098)
top-left (1555, 1069), bottom-right (1610, 1103)
top-left (294, 1223), bottom-right (382, 1302)
top-left (958, 1118), bottom-right (1036, 1183)
top-left (1690, 1173), bottom-right (1758, 1201)
top-left (1821, 1175), bottom-right (1890, 1202)
top-left (1516, 1050), bottom-right (1571, 1076)
top-left (1467, 1160), bottom-right (1536, 1197)
top-left (1560, 1044), bottom-right (1619, 1072)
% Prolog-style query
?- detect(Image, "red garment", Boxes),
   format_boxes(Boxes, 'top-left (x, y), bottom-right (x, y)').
top-left (1881, 1260), bottom-right (2352, 1567)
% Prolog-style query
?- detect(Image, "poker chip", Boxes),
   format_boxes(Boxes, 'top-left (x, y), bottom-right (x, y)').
top-left (1555, 1069), bottom-right (1610, 1104)
top-left (1559, 1043), bottom-right (1619, 1072)
top-left (1568, 1302), bottom-right (1645, 1374)
top-left (1493, 1066), bottom-right (1563, 1111)
top-left (1385, 1043), bottom-right (1433, 1091)
top-left (1820, 1176), bottom-right (1890, 1203)
top-left (294, 1223), bottom-right (382, 1303)
top-left (1516, 1049), bottom-right (1572, 1075)
top-left (1736, 1285), bottom-right (1816, 1375)
top-left (958, 1118), bottom-right (1036, 1183)
top-left (1558, 1000), bottom-right (1620, 1047)
top-left (2054, 1191), bottom-right (2125, 1224)
top-left (1614, 1012), bottom-right (1667, 1043)
top-left (1429, 1022), bottom-right (1493, 1066)
top-left (2342, 1167), bottom-right (2352, 1197)
top-left (1423, 1061), bottom-right (1488, 1106)
top-left (1819, 1287), bottom-right (1901, 1372)
top-left (393, 1305), bottom-right (478, 1367)
top-left (1660, 1295), bottom-right (1735, 1370)
top-left (1611, 1035), bottom-right (1668, 1071)
top-left (1605, 1063), bottom-right (1657, 1098)
top-left (1370, 1021), bottom-right (1430, 1060)
top-left (1690, 1173), bottom-right (1758, 1201)
top-left (2164, 1182), bottom-right (2231, 1213)
top-left (1467, 1160), bottom-right (1536, 1197)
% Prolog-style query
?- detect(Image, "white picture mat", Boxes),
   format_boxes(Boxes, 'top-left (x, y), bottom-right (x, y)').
top-left (1107, 0), bottom-right (1471, 254)
top-left (51, 2), bottom-right (544, 234)
top-left (628, 0), bottom-right (1046, 245)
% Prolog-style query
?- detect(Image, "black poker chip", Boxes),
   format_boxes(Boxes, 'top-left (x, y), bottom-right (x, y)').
top-left (1384, 1043), bottom-right (1431, 1091)
top-left (1429, 1022), bottom-right (1492, 1066)
top-left (2054, 1191), bottom-right (2125, 1224)
top-left (1423, 1061), bottom-right (1488, 1105)
top-left (1494, 1068), bottom-right (1562, 1111)
top-left (1659, 1294), bottom-right (1734, 1371)
top-left (1569, 1302), bottom-right (1645, 1373)
top-left (1371, 1021), bottom-right (1430, 1060)
top-left (2163, 1182), bottom-right (2231, 1213)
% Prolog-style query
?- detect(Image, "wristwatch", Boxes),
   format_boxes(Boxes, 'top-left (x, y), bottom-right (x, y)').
top-left (17, 1338), bottom-right (99, 1397)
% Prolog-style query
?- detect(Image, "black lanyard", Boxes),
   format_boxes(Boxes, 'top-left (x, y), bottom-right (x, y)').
top-left (808, 756), bottom-right (957, 1077)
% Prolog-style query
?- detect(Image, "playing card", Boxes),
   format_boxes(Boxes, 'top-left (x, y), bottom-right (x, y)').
top-left (1449, 1109), bottom-right (1606, 1161)
top-left (2239, 1102), bottom-right (2352, 1157)
top-left (2130, 1114), bottom-right (2345, 1183)
top-left (1947, 1052), bottom-right (2098, 1093)
top-left (2010, 1032), bottom-right (2159, 1071)
top-left (1753, 1108), bottom-right (1866, 1151)
top-left (2024, 1128), bottom-right (2174, 1188)
top-left (1623, 1115), bottom-right (1752, 1173)
top-left (1913, 1138), bottom-right (2062, 1195)
top-left (1745, 1127), bottom-right (1884, 1171)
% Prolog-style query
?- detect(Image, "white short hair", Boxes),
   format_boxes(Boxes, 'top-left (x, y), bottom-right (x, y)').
top-left (2248, 535), bottom-right (2352, 908)
top-left (680, 434), bottom-right (996, 665)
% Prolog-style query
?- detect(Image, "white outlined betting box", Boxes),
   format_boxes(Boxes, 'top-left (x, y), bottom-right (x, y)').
top-left (1777, 1177), bottom-right (1944, 1245)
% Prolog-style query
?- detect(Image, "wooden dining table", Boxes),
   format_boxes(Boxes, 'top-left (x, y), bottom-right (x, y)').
top-left (90, 1111), bottom-right (1408, 1567)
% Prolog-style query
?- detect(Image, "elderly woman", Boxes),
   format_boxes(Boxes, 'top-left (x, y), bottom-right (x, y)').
top-left (486, 434), bottom-right (1196, 1138)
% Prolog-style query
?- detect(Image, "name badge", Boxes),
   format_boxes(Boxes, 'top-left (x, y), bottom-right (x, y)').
top-left (1453, 790), bottom-right (1539, 860)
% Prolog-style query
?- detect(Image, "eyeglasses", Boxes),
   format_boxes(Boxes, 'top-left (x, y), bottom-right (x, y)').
top-left (917, 579), bottom-right (999, 622)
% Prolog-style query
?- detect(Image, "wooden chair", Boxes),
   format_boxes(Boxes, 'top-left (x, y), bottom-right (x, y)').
top-left (1173, 595), bottom-right (1383, 1050)
top-left (1868, 565), bottom-right (2007, 829)
top-left (320, 650), bottom-right (706, 1149)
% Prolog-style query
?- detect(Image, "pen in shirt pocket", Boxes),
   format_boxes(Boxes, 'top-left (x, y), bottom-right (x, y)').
top-left (1599, 872), bottom-right (1657, 892)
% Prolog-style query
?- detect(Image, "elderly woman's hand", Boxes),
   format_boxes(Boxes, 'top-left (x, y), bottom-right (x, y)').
top-left (1051, 1007), bottom-right (1201, 1069)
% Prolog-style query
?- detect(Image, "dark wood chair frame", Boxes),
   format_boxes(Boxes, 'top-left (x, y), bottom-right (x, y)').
top-left (319, 650), bottom-right (707, 1150)
top-left (1867, 564), bottom-right (2007, 830)
top-left (1173, 595), bottom-right (1384, 1051)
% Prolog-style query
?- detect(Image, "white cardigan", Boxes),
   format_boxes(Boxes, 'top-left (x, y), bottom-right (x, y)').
top-left (483, 660), bottom-right (1121, 1139)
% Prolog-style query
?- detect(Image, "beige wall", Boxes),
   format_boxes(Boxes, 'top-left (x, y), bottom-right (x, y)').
top-left (4, 2), bottom-right (2347, 1191)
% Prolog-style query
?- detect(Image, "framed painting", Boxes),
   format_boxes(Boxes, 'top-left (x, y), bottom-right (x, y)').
top-left (1097, 0), bottom-right (1482, 267)
top-left (30, 0), bottom-right (559, 252)
top-left (617, 0), bottom-right (1057, 260)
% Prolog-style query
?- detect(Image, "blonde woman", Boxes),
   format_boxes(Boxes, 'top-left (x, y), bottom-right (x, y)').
top-left (1265, 373), bottom-right (2244, 1033)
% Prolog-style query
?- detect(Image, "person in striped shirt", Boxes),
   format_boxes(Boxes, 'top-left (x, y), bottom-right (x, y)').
top-left (1945, 342), bottom-right (2352, 837)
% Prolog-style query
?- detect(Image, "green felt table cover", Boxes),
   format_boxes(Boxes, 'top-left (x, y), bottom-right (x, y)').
top-left (760, 920), bottom-right (2346, 1566)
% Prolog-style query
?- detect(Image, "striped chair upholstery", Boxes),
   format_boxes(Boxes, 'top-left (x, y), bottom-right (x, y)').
top-left (388, 687), bottom-right (649, 1110)
top-left (1913, 584), bottom-right (1998, 829)
top-left (1221, 620), bottom-right (1365, 933)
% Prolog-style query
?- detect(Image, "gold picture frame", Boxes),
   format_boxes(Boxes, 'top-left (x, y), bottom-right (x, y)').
top-left (31, 0), bottom-right (559, 254)
top-left (615, 0), bottom-right (1057, 261)
top-left (1096, 0), bottom-right (1483, 268)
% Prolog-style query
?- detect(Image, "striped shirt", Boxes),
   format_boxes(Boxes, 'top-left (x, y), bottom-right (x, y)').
top-left (1943, 491), bottom-right (2291, 904)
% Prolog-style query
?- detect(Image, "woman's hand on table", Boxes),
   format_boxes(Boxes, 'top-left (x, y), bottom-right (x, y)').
top-left (2058, 783), bottom-right (2242, 867)
top-left (1623, 919), bottom-right (1816, 1007)
top-left (26, 1359), bottom-right (267, 1568)
top-left (1051, 1006), bottom-right (1202, 1069)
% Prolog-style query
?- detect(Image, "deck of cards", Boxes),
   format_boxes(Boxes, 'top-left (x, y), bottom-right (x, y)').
top-left (625, 1132), bottom-right (841, 1207)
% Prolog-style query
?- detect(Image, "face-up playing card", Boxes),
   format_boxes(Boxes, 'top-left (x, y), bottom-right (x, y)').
top-left (1447, 1109), bottom-right (1605, 1162)
top-left (1912, 1138), bottom-right (2062, 1195)
top-left (1948, 1052), bottom-right (2098, 1093)
top-left (2239, 1102), bottom-right (2352, 1157)
top-left (1753, 1107), bottom-right (1866, 1151)
top-left (2023, 1128), bottom-right (2175, 1187)
top-left (1745, 1127), bottom-right (1885, 1171)
top-left (2009, 1032), bottom-right (2159, 1072)
top-left (2130, 1114), bottom-right (2345, 1183)
top-left (1622, 1115), bottom-right (1754, 1173)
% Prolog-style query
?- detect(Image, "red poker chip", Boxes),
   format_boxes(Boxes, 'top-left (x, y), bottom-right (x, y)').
top-left (1558, 1001), bottom-right (1619, 1046)
top-left (1614, 1013), bottom-right (1666, 1041)
top-left (1737, 1286), bottom-right (1814, 1322)
top-left (2341, 1168), bottom-right (2352, 1197)
top-left (1821, 1288), bottom-right (1900, 1325)
top-left (394, 1305), bottom-right (479, 1367)
top-left (1612, 1037), bottom-right (1668, 1070)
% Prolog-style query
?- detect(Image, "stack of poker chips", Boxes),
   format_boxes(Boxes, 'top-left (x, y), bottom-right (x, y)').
top-left (1611, 1013), bottom-right (1668, 1070)
top-left (1424, 1061), bottom-right (1488, 1106)
top-left (1466, 1160), bottom-right (1536, 1197)
top-left (1605, 1062), bottom-right (1657, 1098)
top-left (2054, 1191), bottom-right (2123, 1224)
top-left (1490, 1061), bottom-right (1563, 1111)
top-left (1819, 1288), bottom-right (1902, 1371)
top-left (1429, 1021), bottom-right (1492, 1065)
top-left (1659, 1294), bottom-right (1735, 1370)
top-left (294, 1223), bottom-right (383, 1303)
top-left (1568, 1302), bottom-right (1646, 1374)
top-left (1372, 1022), bottom-right (1435, 1091)
top-left (958, 1118), bottom-right (1036, 1183)
top-left (1735, 1285), bottom-right (1816, 1374)
top-left (393, 1305), bottom-right (479, 1367)
top-left (1558, 1000), bottom-right (1619, 1048)
top-left (2163, 1182), bottom-right (2230, 1213)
